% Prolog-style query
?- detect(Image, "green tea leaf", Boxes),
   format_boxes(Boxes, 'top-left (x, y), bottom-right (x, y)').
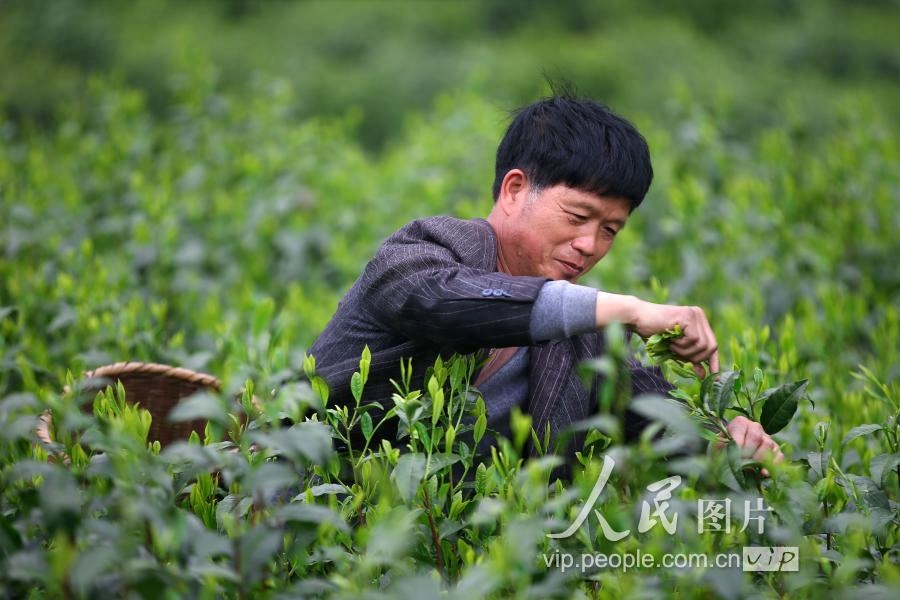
top-left (669, 361), bottom-right (699, 380)
top-left (302, 354), bottom-right (317, 379)
top-left (444, 424), bottom-right (456, 449)
top-left (473, 413), bottom-right (487, 444)
top-left (350, 372), bottom-right (363, 404)
top-left (474, 462), bottom-right (487, 495)
top-left (631, 395), bottom-right (702, 437)
top-left (806, 450), bottom-right (831, 481)
top-left (645, 324), bottom-right (684, 364)
top-left (69, 545), bottom-right (119, 596)
top-left (308, 483), bottom-right (350, 497)
top-left (250, 422), bottom-right (335, 465)
top-left (414, 422), bottom-right (431, 450)
top-left (168, 392), bottom-right (228, 426)
top-left (842, 475), bottom-right (890, 510)
top-left (242, 462), bottom-right (301, 501)
top-left (311, 376), bottom-right (330, 406)
top-left (870, 452), bottom-right (900, 488)
top-left (0, 513), bottom-right (23, 555)
top-left (237, 525), bottom-right (283, 586)
top-left (251, 297), bottom-right (275, 338)
top-left (431, 388), bottom-right (444, 426)
top-left (359, 345), bottom-right (371, 385)
top-left (275, 504), bottom-right (349, 532)
top-left (710, 370), bottom-right (740, 418)
top-left (391, 453), bottom-right (426, 503)
top-left (426, 453), bottom-right (460, 477)
top-left (759, 379), bottom-right (807, 434)
top-left (840, 424), bottom-right (882, 447)
top-left (360, 411), bottom-right (374, 441)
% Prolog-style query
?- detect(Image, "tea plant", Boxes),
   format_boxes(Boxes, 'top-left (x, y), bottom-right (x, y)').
top-left (1, 66), bottom-right (898, 597)
top-left (1, 335), bottom-right (897, 598)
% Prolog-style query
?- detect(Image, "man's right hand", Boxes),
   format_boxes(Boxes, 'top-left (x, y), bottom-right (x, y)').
top-left (595, 292), bottom-right (719, 375)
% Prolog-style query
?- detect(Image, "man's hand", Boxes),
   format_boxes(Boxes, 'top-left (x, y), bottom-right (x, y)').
top-left (595, 292), bottom-right (719, 375)
top-left (722, 416), bottom-right (785, 477)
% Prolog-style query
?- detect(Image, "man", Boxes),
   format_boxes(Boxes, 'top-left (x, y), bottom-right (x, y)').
top-left (308, 95), bottom-right (783, 469)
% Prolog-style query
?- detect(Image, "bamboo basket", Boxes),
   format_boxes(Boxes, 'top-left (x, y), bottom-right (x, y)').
top-left (36, 361), bottom-right (235, 452)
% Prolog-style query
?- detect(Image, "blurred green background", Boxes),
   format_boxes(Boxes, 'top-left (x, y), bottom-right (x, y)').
top-left (2, 0), bottom-right (899, 149)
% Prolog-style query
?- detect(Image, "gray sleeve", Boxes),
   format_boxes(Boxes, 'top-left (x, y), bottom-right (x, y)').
top-left (529, 280), bottom-right (598, 342)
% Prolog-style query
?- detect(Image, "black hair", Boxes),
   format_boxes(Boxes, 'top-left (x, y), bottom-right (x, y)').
top-left (492, 95), bottom-right (653, 211)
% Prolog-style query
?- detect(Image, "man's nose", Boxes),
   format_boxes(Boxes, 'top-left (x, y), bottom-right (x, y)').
top-left (571, 234), bottom-right (598, 256)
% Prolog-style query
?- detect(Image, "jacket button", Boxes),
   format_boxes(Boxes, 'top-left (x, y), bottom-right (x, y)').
top-left (481, 289), bottom-right (493, 296)
top-left (492, 289), bottom-right (504, 297)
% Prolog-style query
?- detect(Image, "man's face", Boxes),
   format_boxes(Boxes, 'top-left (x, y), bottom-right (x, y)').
top-left (492, 180), bottom-right (631, 282)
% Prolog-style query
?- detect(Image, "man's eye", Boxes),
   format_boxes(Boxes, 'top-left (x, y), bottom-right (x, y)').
top-left (604, 227), bottom-right (619, 237)
top-left (567, 212), bottom-right (588, 223)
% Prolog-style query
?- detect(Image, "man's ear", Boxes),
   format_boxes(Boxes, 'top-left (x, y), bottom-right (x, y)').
top-left (497, 169), bottom-right (529, 215)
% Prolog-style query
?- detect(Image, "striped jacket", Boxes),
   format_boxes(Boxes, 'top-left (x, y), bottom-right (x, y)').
top-left (308, 216), bottom-right (670, 454)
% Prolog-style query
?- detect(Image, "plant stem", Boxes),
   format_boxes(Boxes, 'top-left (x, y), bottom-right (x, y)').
top-left (422, 486), bottom-right (444, 579)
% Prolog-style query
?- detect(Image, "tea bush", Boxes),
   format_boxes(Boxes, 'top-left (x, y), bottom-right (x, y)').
top-left (2, 1), bottom-right (898, 150)
top-left (0, 73), bottom-right (898, 598)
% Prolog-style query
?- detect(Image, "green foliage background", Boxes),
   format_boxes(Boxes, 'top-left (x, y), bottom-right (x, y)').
top-left (0, 0), bottom-right (898, 598)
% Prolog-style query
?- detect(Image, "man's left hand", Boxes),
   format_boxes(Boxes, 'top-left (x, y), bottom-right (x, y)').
top-left (723, 416), bottom-right (785, 477)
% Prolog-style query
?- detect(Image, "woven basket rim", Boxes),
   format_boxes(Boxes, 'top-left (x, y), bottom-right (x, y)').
top-left (83, 361), bottom-right (221, 390)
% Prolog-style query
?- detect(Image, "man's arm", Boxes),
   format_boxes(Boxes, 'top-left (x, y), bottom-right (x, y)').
top-left (594, 291), bottom-right (720, 375)
top-left (593, 292), bottom-right (784, 474)
top-left (362, 218), bottom-right (549, 350)
top-left (527, 281), bottom-right (719, 374)
top-left (364, 218), bottom-right (720, 369)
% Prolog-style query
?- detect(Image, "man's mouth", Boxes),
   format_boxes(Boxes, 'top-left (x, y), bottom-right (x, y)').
top-left (556, 259), bottom-right (584, 278)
